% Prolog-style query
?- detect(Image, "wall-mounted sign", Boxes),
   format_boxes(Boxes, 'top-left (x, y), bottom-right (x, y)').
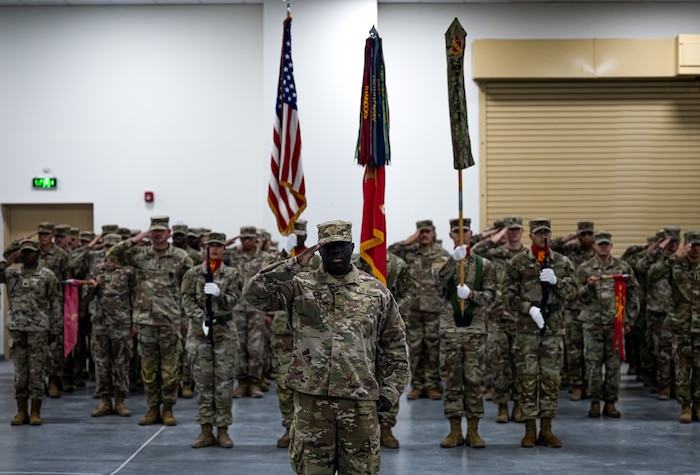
top-left (33, 177), bottom-right (57, 189)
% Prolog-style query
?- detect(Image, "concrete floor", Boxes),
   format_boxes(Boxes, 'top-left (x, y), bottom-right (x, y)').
top-left (1, 359), bottom-right (699, 475)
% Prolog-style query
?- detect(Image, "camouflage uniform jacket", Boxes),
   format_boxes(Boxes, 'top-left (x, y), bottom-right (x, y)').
top-left (69, 247), bottom-right (105, 280)
top-left (665, 256), bottom-right (700, 334)
top-left (85, 260), bottom-right (136, 334)
top-left (4, 242), bottom-right (69, 282)
top-left (354, 252), bottom-right (418, 317)
top-left (485, 245), bottom-right (528, 330)
top-left (225, 248), bottom-right (266, 310)
top-left (181, 262), bottom-right (243, 352)
top-left (185, 246), bottom-right (203, 266)
top-left (107, 240), bottom-right (193, 328)
top-left (646, 256), bottom-right (673, 314)
top-left (242, 258), bottom-right (409, 406)
top-left (576, 256), bottom-right (640, 328)
top-left (432, 254), bottom-right (498, 334)
top-left (388, 241), bottom-right (449, 312)
top-left (0, 262), bottom-right (62, 334)
top-left (472, 240), bottom-right (499, 258)
top-left (502, 248), bottom-right (577, 335)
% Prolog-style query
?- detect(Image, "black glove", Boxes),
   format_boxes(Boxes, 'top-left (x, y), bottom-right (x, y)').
top-left (376, 395), bottom-right (392, 412)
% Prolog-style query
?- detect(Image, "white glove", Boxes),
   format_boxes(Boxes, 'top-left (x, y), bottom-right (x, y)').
top-left (456, 284), bottom-right (471, 300)
top-left (283, 233), bottom-right (298, 254)
top-left (452, 245), bottom-right (468, 261)
top-left (202, 321), bottom-right (210, 337)
top-left (204, 282), bottom-right (220, 297)
top-left (529, 306), bottom-right (545, 329)
top-left (540, 268), bottom-right (557, 285)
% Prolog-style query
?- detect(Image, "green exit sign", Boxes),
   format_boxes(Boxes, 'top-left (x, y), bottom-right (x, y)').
top-left (33, 177), bottom-right (57, 189)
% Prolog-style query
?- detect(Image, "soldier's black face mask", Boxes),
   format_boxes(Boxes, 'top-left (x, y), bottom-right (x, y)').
top-left (319, 242), bottom-right (354, 276)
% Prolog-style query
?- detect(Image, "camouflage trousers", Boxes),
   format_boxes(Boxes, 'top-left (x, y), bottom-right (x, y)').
top-left (46, 332), bottom-right (64, 381)
top-left (637, 309), bottom-right (655, 381)
top-left (671, 332), bottom-right (700, 406)
top-left (513, 333), bottom-right (564, 420)
top-left (272, 327), bottom-right (294, 428)
top-left (406, 309), bottom-right (441, 391)
top-left (563, 307), bottom-right (585, 387)
top-left (488, 326), bottom-right (517, 404)
top-left (10, 330), bottom-right (48, 400)
top-left (91, 326), bottom-right (132, 397)
top-left (137, 324), bottom-right (181, 408)
top-left (439, 332), bottom-right (485, 419)
top-left (189, 322), bottom-right (239, 427)
top-left (583, 324), bottom-right (621, 402)
top-left (648, 311), bottom-right (674, 390)
top-left (180, 334), bottom-right (193, 386)
top-left (234, 308), bottom-right (267, 382)
top-left (290, 392), bottom-right (380, 475)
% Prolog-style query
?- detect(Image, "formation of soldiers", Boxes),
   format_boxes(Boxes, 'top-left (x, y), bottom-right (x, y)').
top-left (2, 214), bottom-right (700, 465)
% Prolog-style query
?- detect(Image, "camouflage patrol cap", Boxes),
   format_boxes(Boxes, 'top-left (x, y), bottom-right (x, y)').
top-left (318, 220), bottom-right (353, 245)
top-left (577, 221), bottom-right (595, 234)
top-left (504, 216), bottom-right (523, 230)
top-left (663, 225), bottom-right (681, 241)
top-left (79, 231), bottom-right (95, 242)
top-left (449, 218), bottom-right (471, 232)
top-left (259, 228), bottom-right (272, 241)
top-left (529, 218), bottom-right (552, 233)
top-left (37, 222), bottom-right (55, 234)
top-left (103, 233), bottom-right (122, 246)
top-left (240, 226), bottom-right (257, 238)
top-left (595, 230), bottom-right (613, 244)
top-left (130, 229), bottom-right (141, 237)
top-left (293, 219), bottom-right (308, 237)
top-left (54, 224), bottom-right (71, 237)
top-left (149, 216), bottom-right (169, 231)
top-left (493, 219), bottom-right (505, 229)
top-left (69, 227), bottom-right (80, 238)
top-left (101, 224), bottom-right (119, 234)
top-left (187, 227), bottom-right (202, 238)
top-left (684, 230), bottom-right (700, 245)
top-left (416, 220), bottom-right (435, 231)
top-left (205, 232), bottom-right (226, 245)
top-left (172, 224), bottom-right (188, 236)
top-left (19, 239), bottom-right (40, 252)
top-left (117, 227), bottom-right (131, 239)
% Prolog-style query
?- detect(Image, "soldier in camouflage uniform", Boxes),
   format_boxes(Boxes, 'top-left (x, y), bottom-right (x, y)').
top-left (182, 232), bottom-right (243, 448)
top-left (433, 218), bottom-right (497, 449)
top-left (646, 227), bottom-right (681, 400)
top-left (225, 226), bottom-right (268, 398)
top-left (551, 221), bottom-right (596, 400)
top-left (664, 230), bottom-right (700, 423)
top-left (69, 227), bottom-right (81, 251)
top-left (474, 216), bottom-right (528, 423)
top-left (389, 220), bottom-right (449, 400)
top-left (108, 216), bottom-right (193, 426)
top-left (355, 250), bottom-right (417, 449)
top-left (502, 218), bottom-right (577, 448)
top-left (85, 234), bottom-right (136, 418)
top-left (1, 240), bottom-right (62, 426)
top-left (577, 231), bottom-right (639, 418)
top-left (243, 220), bottom-right (408, 475)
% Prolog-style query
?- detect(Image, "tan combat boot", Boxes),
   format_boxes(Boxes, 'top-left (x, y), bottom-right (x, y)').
top-left (181, 382), bottom-right (194, 399)
top-left (114, 394), bottom-right (131, 417)
top-left (380, 425), bottom-right (399, 449)
top-left (162, 405), bottom-right (177, 426)
top-left (680, 403), bottom-right (692, 423)
top-left (427, 387), bottom-right (443, 400)
top-left (138, 406), bottom-right (161, 425)
top-left (521, 419), bottom-right (537, 447)
top-left (603, 401), bottom-right (621, 418)
top-left (217, 426), bottom-right (234, 448)
top-left (496, 403), bottom-right (509, 423)
top-left (260, 378), bottom-right (270, 392)
top-left (465, 417), bottom-right (486, 448)
top-left (694, 404), bottom-right (700, 422)
top-left (588, 401), bottom-right (601, 418)
top-left (537, 417), bottom-right (562, 447)
top-left (29, 400), bottom-right (42, 425)
top-left (277, 428), bottom-right (290, 448)
top-left (406, 387), bottom-right (423, 400)
top-left (11, 399), bottom-right (29, 426)
top-left (248, 380), bottom-right (264, 398)
top-left (191, 424), bottom-right (215, 448)
top-left (234, 379), bottom-right (248, 398)
top-left (511, 401), bottom-right (523, 422)
top-left (91, 395), bottom-right (114, 417)
top-left (440, 417), bottom-right (464, 448)
top-left (47, 377), bottom-right (61, 398)
top-left (658, 386), bottom-right (671, 401)
top-left (569, 386), bottom-right (583, 401)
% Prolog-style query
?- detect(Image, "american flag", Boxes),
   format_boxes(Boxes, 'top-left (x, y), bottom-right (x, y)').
top-left (268, 16), bottom-right (306, 236)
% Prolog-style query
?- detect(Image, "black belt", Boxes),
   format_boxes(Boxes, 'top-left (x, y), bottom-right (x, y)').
top-left (532, 302), bottom-right (561, 312)
top-left (210, 315), bottom-right (232, 325)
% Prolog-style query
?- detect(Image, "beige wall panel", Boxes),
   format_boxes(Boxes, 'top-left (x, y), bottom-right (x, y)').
top-left (594, 39), bottom-right (676, 77)
top-left (678, 34), bottom-right (700, 74)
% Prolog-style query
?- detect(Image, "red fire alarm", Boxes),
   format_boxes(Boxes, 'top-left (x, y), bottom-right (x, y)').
top-left (144, 191), bottom-right (154, 203)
